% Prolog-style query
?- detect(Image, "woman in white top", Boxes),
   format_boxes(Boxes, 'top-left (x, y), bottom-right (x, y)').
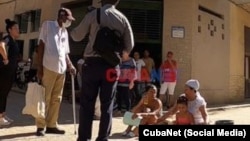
top-left (157, 79), bottom-right (209, 125)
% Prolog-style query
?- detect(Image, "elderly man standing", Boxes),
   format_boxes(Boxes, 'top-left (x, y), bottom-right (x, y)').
top-left (36, 8), bottom-right (76, 136)
top-left (70, 0), bottom-right (134, 140)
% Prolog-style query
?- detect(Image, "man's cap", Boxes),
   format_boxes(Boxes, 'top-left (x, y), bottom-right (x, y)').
top-left (58, 8), bottom-right (75, 21)
top-left (185, 79), bottom-right (200, 91)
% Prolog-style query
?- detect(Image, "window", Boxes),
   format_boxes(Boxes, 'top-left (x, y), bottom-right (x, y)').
top-left (15, 9), bottom-right (41, 33)
top-left (117, 0), bottom-right (163, 43)
top-left (16, 40), bottom-right (24, 60)
top-left (29, 39), bottom-right (38, 58)
top-left (15, 13), bottom-right (29, 34)
top-left (30, 9), bottom-right (41, 32)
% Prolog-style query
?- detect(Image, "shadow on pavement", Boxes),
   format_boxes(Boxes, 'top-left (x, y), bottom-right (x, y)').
top-left (0, 132), bottom-right (35, 140)
top-left (109, 132), bottom-right (138, 140)
top-left (5, 90), bottom-right (80, 128)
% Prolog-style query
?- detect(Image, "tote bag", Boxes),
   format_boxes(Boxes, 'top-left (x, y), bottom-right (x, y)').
top-left (22, 82), bottom-right (45, 118)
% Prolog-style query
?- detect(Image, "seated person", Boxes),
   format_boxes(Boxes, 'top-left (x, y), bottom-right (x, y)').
top-left (122, 84), bottom-right (162, 137)
top-left (157, 79), bottom-right (209, 125)
top-left (174, 96), bottom-right (194, 125)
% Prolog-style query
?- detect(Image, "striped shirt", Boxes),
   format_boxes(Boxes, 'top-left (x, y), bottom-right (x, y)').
top-left (118, 58), bottom-right (137, 87)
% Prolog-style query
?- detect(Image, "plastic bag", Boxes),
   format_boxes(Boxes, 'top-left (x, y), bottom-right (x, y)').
top-left (123, 111), bottom-right (142, 126)
top-left (22, 82), bottom-right (45, 118)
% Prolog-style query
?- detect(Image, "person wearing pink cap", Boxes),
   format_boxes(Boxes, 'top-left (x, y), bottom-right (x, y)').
top-left (36, 7), bottom-right (76, 136)
top-left (157, 79), bottom-right (209, 125)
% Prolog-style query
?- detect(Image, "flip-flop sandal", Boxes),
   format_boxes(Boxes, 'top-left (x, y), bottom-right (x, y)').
top-left (121, 131), bottom-right (129, 136)
top-left (127, 131), bottom-right (137, 137)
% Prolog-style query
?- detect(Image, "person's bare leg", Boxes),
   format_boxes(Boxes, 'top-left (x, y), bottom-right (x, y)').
top-left (167, 95), bottom-right (174, 108)
top-left (159, 94), bottom-right (166, 107)
top-left (131, 115), bottom-right (156, 137)
top-left (132, 127), bottom-right (139, 136)
top-left (122, 125), bottom-right (133, 136)
top-left (125, 125), bottom-right (133, 132)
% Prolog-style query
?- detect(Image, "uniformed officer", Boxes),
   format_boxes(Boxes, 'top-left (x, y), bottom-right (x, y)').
top-left (70, 0), bottom-right (134, 140)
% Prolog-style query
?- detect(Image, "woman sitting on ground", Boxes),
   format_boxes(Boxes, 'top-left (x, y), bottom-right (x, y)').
top-left (157, 79), bottom-right (209, 125)
top-left (122, 84), bottom-right (162, 137)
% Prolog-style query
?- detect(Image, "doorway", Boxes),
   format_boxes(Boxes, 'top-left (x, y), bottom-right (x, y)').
top-left (130, 43), bottom-right (162, 69)
top-left (245, 56), bottom-right (250, 98)
top-left (244, 26), bottom-right (250, 98)
top-left (16, 40), bottom-right (24, 60)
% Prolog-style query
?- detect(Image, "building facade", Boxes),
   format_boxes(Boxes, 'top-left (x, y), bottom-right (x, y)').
top-left (163, 0), bottom-right (250, 105)
top-left (0, 0), bottom-right (249, 105)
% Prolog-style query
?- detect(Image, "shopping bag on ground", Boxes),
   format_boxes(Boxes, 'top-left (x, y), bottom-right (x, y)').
top-left (123, 111), bottom-right (142, 126)
top-left (22, 82), bottom-right (45, 118)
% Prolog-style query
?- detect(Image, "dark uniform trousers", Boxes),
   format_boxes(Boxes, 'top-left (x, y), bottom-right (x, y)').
top-left (133, 81), bottom-right (147, 105)
top-left (0, 64), bottom-right (16, 113)
top-left (77, 57), bottom-right (118, 141)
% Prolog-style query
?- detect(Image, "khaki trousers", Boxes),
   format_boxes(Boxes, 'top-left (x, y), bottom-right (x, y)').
top-left (36, 67), bottom-right (65, 128)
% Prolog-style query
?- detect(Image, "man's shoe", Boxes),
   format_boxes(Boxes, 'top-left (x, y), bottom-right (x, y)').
top-left (46, 127), bottom-right (65, 134)
top-left (0, 118), bottom-right (11, 126)
top-left (4, 115), bottom-right (14, 123)
top-left (36, 128), bottom-right (45, 136)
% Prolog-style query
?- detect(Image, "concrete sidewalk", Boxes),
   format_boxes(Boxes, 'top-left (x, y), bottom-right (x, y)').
top-left (0, 87), bottom-right (249, 141)
top-left (0, 87), bottom-right (137, 141)
top-left (10, 86), bottom-right (250, 112)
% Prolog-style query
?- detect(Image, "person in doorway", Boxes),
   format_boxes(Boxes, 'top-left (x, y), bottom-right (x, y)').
top-left (142, 49), bottom-right (155, 80)
top-left (36, 8), bottom-right (76, 136)
top-left (28, 46), bottom-right (38, 82)
top-left (0, 19), bottom-right (20, 126)
top-left (157, 79), bottom-right (209, 125)
top-left (133, 51), bottom-right (148, 105)
top-left (159, 51), bottom-right (177, 109)
top-left (70, 0), bottom-right (134, 140)
top-left (114, 50), bottom-right (137, 116)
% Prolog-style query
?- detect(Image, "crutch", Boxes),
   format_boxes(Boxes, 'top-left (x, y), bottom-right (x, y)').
top-left (71, 74), bottom-right (77, 135)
